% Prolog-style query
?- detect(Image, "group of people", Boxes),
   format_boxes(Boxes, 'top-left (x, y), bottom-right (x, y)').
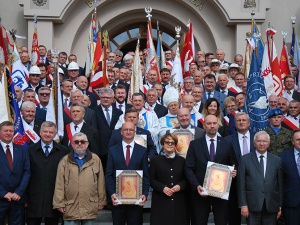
top-left (1, 45), bottom-right (300, 225)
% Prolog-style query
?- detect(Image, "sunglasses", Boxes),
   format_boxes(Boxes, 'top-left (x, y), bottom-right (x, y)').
top-left (39, 93), bottom-right (50, 96)
top-left (73, 140), bottom-right (88, 144)
top-left (164, 141), bottom-right (175, 146)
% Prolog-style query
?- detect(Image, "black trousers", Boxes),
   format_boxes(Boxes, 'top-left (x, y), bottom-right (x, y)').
top-left (0, 201), bottom-right (25, 225)
top-left (112, 205), bottom-right (143, 225)
top-left (247, 202), bottom-right (277, 225)
top-left (27, 217), bottom-right (59, 225)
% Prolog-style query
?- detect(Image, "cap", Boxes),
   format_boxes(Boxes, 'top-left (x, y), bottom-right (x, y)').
top-left (218, 64), bottom-right (229, 72)
top-left (68, 62), bottom-right (79, 70)
top-left (268, 108), bottom-right (283, 118)
top-left (228, 63), bottom-right (241, 72)
top-left (209, 59), bottom-right (221, 66)
top-left (163, 87), bottom-right (179, 107)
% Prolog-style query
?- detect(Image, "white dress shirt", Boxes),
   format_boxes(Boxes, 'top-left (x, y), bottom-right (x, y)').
top-left (41, 141), bottom-right (54, 154)
top-left (101, 105), bottom-right (113, 122)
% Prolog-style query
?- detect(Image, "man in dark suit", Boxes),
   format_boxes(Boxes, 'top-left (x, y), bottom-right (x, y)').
top-left (283, 75), bottom-right (300, 102)
top-left (185, 115), bottom-right (237, 225)
top-left (278, 129), bottom-right (300, 225)
top-left (27, 65), bottom-right (44, 94)
top-left (76, 76), bottom-right (98, 108)
top-left (108, 108), bottom-right (157, 161)
top-left (38, 45), bottom-right (50, 66)
top-left (112, 84), bottom-right (132, 115)
top-left (21, 101), bottom-right (43, 144)
top-left (238, 131), bottom-right (283, 225)
top-left (105, 122), bottom-right (149, 225)
top-left (35, 87), bottom-right (51, 121)
top-left (37, 63), bottom-right (52, 87)
top-left (145, 88), bottom-right (168, 119)
top-left (224, 112), bottom-right (255, 225)
top-left (63, 89), bottom-right (97, 129)
top-left (27, 121), bottom-right (69, 225)
top-left (62, 102), bottom-right (100, 155)
top-left (93, 88), bottom-right (123, 171)
top-left (217, 74), bottom-right (237, 97)
top-left (201, 74), bottom-right (227, 111)
top-left (192, 85), bottom-right (204, 114)
top-left (0, 121), bottom-right (30, 224)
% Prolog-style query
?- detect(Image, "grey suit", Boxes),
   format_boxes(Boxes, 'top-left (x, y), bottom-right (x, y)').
top-left (237, 151), bottom-right (283, 224)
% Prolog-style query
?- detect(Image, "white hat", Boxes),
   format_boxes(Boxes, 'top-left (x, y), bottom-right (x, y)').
top-left (29, 65), bottom-right (41, 75)
top-left (218, 63), bottom-right (229, 72)
top-left (227, 63), bottom-right (241, 72)
top-left (123, 54), bottom-right (133, 60)
top-left (163, 87), bottom-right (179, 107)
top-left (58, 68), bottom-right (64, 75)
top-left (209, 59), bottom-right (221, 66)
top-left (68, 62), bottom-right (79, 70)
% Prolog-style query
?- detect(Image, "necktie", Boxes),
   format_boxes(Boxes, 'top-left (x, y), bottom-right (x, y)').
top-left (295, 117), bottom-right (298, 120)
top-left (287, 90), bottom-right (291, 94)
top-left (207, 92), bottom-right (211, 99)
top-left (126, 145), bottom-right (131, 166)
top-left (242, 136), bottom-right (248, 155)
top-left (45, 145), bottom-right (50, 157)
top-left (105, 108), bottom-right (111, 124)
top-left (42, 107), bottom-right (47, 111)
top-left (6, 145), bottom-right (13, 170)
top-left (297, 153), bottom-right (300, 176)
top-left (222, 90), bottom-right (226, 94)
top-left (74, 125), bottom-right (78, 131)
top-left (64, 98), bottom-right (68, 109)
top-left (259, 155), bottom-right (264, 178)
top-left (119, 104), bottom-right (123, 111)
top-left (209, 139), bottom-right (215, 161)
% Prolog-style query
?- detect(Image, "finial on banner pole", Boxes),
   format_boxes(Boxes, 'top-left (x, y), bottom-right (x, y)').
top-left (94, 0), bottom-right (97, 13)
top-left (145, 7), bottom-right (152, 21)
top-left (282, 30), bottom-right (287, 43)
top-left (137, 33), bottom-right (141, 45)
top-left (175, 26), bottom-right (181, 46)
top-left (291, 16), bottom-right (296, 25)
top-left (251, 9), bottom-right (255, 20)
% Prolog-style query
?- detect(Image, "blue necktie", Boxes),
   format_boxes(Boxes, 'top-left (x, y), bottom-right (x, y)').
top-left (105, 108), bottom-right (111, 124)
top-left (45, 145), bottom-right (50, 157)
top-left (297, 152), bottom-right (300, 176)
top-left (207, 92), bottom-right (211, 99)
top-left (210, 139), bottom-right (215, 161)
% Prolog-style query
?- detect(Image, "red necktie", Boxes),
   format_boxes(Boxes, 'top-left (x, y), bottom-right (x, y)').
top-left (126, 145), bottom-right (131, 166)
top-left (6, 145), bottom-right (13, 170)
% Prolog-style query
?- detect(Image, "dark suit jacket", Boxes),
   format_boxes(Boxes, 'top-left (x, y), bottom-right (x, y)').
top-left (153, 104), bottom-right (168, 119)
top-left (237, 151), bottom-right (283, 213)
top-left (63, 107), bottom-right (97, 129)
top-left (108, 127), bottom-right (157, 160)
top-left (185, 136), bottom-right (236, 199)
top-left (105, 143), bottom-right (149, 197)
top-left (0, 144), bottom-right (30, 204)
top-left (201, 90), bottom-right (226, 111)
top-left (27, 141), bottom-right (69, 218)
top-left (93, 105), bottom-right (123, 155)
top-left (279, 149), bottom-right (300, 208)
top-left (224, 132), bottom-right (255, 166)
top-left (35, 105), bottom-right (47, 122)
top-left (112, 102), bottom-right (133, 112)
top-left (62, 122), bottom-right (100, 156)
top-left (28, 119), bottom-right (43, 146)
top-left (292, 91), bottom-right (300, 102)
top-left (228, 90), bottom-right (237, 97)
top-left (174, 125), bottom-right (205, 140)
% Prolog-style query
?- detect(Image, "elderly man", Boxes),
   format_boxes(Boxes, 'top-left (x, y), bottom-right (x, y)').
top-left (0, 121), bottom-right (30, 225)
top-left (145, 88), bottom-right (168, 119)
top-left (216, 49), bottom-right (231, 65)
top-left (76, 75), bottom-right (98, 108)
top-left (53, 132), bottom-right (106, 224)
top-left (269, 95), bottom-right (279, 110)
top-left (61, 79), bottom-right (73, 110)
top-left (181, 94), bottom-right (202, 126)
top-left (21, 101), bottom-right (43, 144)
top-left (277, 97), bottom-right (289, 117)
top-left (185, 115), bottom-right (236, 225)
top-left (282, 100), bottom-right (300, 131)
top-left (181, 77), bottom-right (194, 96)
top-left (238, 131), bottom-right (283, 225)
top-left (217, 74), bottom-right (237, 97)
top-left (263, 108), bottom-right (293, 156)
top-left (27, 121), bottom-right (68, 225)
top-left (35, 87), bottom-right (51, 122)
top-left (193, 70), bottom-right (204, 86)
top-left (106, 122), bottom-right (149, 225)
top-left (144, 69), bottom-right (158, 91)
top-left (192, 85), bottom-right (204, 114)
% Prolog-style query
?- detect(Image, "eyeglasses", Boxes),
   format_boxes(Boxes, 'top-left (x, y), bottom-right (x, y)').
top-left (164, 141), bottom-right (175, 146)
top-left (30, 74), bottom-right (40, 77)
top-left (39, 93), bottom-right (50, 96)
top-left (116, 55), bottom-right (122, 57)
top-left (73, 140), bottom-right (88, 144)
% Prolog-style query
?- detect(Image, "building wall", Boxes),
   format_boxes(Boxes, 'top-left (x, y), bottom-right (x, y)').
top-left (0, 0), bottom-right (299, 65)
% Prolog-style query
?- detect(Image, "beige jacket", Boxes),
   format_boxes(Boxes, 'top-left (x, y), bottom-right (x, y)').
top-left (53, 150), bottom-right (107, 220)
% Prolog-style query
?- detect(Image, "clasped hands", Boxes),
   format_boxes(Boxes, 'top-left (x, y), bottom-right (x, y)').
top-left (163, 185), bottom-right (181, 197)
top-left (4, 192), bottom-right (21, 202)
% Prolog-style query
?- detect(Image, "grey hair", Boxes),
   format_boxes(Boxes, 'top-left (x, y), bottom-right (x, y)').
top-left (70, 102), bottom-right (86, 113)
top-left (71, 89), bottom-right (83, 96)
top-left (234, 112), bottom-right (250, 123)
top-left (99, 87), bottom-right (114, 97)
top-left (146, 88), bottom-right (158, 96)
top-left (73, 132), bottom-right (88, 141)
top-left (254, 131), bottom-right (270, 142)
top-left (21, 101), bottom-right (36, 110)
top-left (41, 121), bottom-right (57, 132)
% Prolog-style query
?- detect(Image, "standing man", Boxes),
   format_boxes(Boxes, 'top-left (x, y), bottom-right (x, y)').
top-left (112, 84), bottom-right (132, 115)
top-left (283, 75), bottom-right (300, 102)
top-left (53, 132), bottom-right (106, 224)
top-left (76, 76), bottom-right (98, 108)
top-left (279, 130), bottom-right (300, 225)
top-left (106, 122), bottom-right (149, 225)
top-left (185, 115), bottom-right (236, 225)
top-left (238, 131), bottom-right (283, 225)
top-left (145, 88), bottom-right (168, 119)
top-left (282, 100), bottom-right (300, 131)
top-left (93, 88), bottom-right (123, 171)
top-left (27, 121), bottom-right (69, 225)
top-left (0, 121), bottom-right (30, 224)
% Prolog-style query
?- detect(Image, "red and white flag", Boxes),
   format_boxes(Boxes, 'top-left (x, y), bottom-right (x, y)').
top-left (181, 22), bottom-right (195, 78)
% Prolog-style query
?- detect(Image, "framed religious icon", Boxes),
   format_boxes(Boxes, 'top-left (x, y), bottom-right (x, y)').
top-left (202, 162), bottom-right (234, 200)
top-left (134, 135), bottom-right (147, 148)
top-left (116, 170), bottom-right (143, 204)
top-left (171, 129), bottom-right (195, 157)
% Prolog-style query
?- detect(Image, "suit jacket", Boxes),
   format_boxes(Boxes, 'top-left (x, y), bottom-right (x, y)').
top-left (27, 141), bottom-right (69, 217)
top-left (153, 104), bottom-right (168, 119)
top-left (35, 105), bottom-right (47, 122)
top-left (278, 149), bottom-right (300, 208)
top-left (85, 90), bottom-right (98, 108)
top-left (224, 131), bottom-right (255, 167)
top-left (105, 143), bottom-right (149, 197)
top-left (0, 143), bottom-right (30, 204)
top-left (228, 90), bottom-right (237, 97)
top-left (108, 127), bottom-right (157, 159)
top-left (237, 151), bottom-right (283, 213)
top-left (185, 136), bottom-right (236, 199)
top-left (174, 125), bottom-right (205, 140)
top-left (93, 105), bottom-right (123, 155)
top-left (62, 122), bottom-right (100, 156)
top-left (201, 90), bottom-right (226, 111)
top-left (112, 102), bottom-right (133, 112)
top-left (292, 91), bottom-right (300, 102)
top-left (63, 107), bottom-right (97, 129)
